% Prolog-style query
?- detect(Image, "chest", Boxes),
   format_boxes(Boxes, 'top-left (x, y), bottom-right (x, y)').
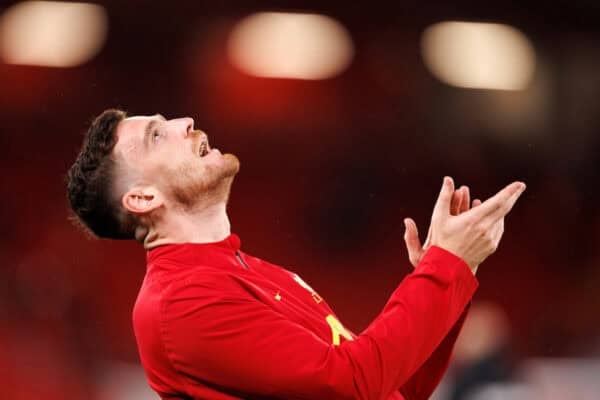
top-left (231, 260), bottom-right (356, 347)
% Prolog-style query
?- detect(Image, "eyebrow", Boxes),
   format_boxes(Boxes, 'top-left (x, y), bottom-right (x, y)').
top-left (143, 114), bottom-right (167, 149)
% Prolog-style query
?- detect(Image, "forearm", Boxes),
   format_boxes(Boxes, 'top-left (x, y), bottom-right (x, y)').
top-left (340, 246), bottom-right (477, 399)
top-left (399, 305), bottom-right (470, 400)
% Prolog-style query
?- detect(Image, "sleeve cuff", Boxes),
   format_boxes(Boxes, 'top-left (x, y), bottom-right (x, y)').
top-left (416, 245), bottom-right (479, 293)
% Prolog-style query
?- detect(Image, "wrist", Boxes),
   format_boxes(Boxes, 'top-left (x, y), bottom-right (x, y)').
top-left (418, 246), bottom-right (479, 288)
top-left (427, 245), bottom-right (478, 275)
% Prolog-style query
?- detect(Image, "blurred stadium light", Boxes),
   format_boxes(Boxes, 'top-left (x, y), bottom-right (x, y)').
top-left (0, 1), bottom-right (108, 67)
top-left (421, 21), bottom-right (535, 90)
top-left (227, 12), bottom-right (354, 80)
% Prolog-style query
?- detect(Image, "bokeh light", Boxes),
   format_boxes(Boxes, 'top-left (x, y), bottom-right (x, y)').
top-left (0, 1), bottom-right (108, 67)
top-left (421, 21), bottom-right (536, 90)
top-left (227, 12), bottom-right (354, 80)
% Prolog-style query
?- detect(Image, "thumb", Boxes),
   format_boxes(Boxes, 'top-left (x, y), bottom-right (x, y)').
top-left (432, 176), bottom-right (455, 221)
top-left (404, 218), bottom-right (423, 267)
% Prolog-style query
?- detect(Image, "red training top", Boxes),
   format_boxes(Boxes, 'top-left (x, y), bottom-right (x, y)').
top-left (133, 234), bottom-right (478, 400)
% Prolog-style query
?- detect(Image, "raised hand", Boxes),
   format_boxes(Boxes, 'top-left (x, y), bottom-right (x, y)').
top-left (404, 177), bottom-right (525, 274)
top-left (404, 185), bottom-right (477, 268)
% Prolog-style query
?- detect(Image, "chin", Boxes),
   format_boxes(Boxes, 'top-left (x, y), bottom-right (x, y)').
top-left (221, 153), bottom-right (240, 177)
top-left (162, 154), bottom-right (239, 210)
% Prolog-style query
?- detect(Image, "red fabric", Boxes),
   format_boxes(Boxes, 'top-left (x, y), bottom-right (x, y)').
top-left (133, 234), bottom-right (478, 400)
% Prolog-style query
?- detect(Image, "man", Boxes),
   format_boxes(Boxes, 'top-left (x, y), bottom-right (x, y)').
top-left (67, 109), bottom-right (525, 400)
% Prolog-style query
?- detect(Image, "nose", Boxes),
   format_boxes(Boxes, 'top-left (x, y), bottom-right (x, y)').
top-left (173, 117), bottom-right (194, 137)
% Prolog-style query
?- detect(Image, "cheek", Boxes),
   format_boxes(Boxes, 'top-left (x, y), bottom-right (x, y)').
top-left (139, 156), bottom-right (164, 177)
top-left (147, 146), bottom-right (187, 170)
top-left (170, 156), bottom-right (205, 180)
top-left (136, 156), bottom-right (173, 184)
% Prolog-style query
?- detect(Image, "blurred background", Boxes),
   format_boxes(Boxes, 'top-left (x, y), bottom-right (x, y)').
top-left (0, 0), bottom-right (599, 399)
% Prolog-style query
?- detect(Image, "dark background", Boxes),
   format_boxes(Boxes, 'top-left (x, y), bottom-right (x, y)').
top-left (1, 0), bottom-right (599, 398)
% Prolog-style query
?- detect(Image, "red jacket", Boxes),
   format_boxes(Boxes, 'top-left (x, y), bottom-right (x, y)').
top-left (133, 234), bottom-right (478, 399)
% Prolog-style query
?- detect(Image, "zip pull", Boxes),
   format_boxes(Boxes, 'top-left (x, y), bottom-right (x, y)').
top-left (235, 251), bottom-right (249, 269)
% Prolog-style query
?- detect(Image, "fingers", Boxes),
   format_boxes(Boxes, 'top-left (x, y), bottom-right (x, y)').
top-left (460, 186), bottom-right (470, 213)
top-left (450, 188), bottom-right (462, 215)
top-left (468, 181), bottom-right (526, 222)
top-left (432, 176), bottom-right (455, 220)
top-left (472, 198), bottom-right (482, 207)
top-left (451, 186), bottom-right (471, 216)
top-left (403, 218), bottom-right (423, 267)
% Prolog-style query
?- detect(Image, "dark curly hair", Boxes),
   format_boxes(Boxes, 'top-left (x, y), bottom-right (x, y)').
top-left (67, 109), bottom-right (135, 239)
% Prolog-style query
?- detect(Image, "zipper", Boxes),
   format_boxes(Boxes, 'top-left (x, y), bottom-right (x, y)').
top-left (235, 251), bottom-right (249, 269)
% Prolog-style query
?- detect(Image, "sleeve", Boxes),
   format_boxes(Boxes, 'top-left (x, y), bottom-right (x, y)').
top-left (398, 305), bottom-right (470, 400)
top-left (159, 246), bottom-right (478, 400)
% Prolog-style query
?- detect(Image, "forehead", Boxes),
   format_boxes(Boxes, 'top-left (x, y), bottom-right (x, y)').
top-left (117, 115), bottom-right (155, 140)
top-left (113, 115), bottom-right (157, 159)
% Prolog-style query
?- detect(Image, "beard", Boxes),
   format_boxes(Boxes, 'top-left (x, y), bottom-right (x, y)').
top-left (160, 153), bottom-right (240, 211)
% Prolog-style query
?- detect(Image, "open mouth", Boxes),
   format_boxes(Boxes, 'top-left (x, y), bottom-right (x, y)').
top-left (198, 135), bottom-right (210, 157)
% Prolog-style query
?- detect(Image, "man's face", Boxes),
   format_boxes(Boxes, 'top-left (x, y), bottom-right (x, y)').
top-left (113, 114), bottom-right (240, 210)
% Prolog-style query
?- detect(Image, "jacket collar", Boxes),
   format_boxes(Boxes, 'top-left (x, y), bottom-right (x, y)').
top-left (146, 234), bottom-right (242, 270)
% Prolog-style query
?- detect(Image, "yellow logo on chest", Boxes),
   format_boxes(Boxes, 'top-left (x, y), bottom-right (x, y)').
top-left (290, 274), bottom-right (353, 345)
top-left (292, 274), bottom-right (323, 304)
top-left (325, 314), bottom-right (354, 345)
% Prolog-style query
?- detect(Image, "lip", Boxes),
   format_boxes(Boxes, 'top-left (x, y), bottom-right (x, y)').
top-left (196, 133), bottom-right (210, 157)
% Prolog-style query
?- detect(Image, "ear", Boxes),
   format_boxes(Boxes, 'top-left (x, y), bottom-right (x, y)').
top-left (122, 186), bottom-right (164, 215)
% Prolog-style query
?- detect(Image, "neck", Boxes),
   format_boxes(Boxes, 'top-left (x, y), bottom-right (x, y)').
top-left (143, 201), bottom-right (231, 249)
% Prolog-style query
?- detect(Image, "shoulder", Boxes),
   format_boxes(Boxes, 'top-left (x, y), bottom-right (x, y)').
top-left (136, 262), bottom-right (251, 316)
top-left (152, 264), bottom-right (256, 308)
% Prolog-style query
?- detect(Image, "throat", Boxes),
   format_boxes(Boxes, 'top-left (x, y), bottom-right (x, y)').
top-left (144, 202), bottom-right (232, 249)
